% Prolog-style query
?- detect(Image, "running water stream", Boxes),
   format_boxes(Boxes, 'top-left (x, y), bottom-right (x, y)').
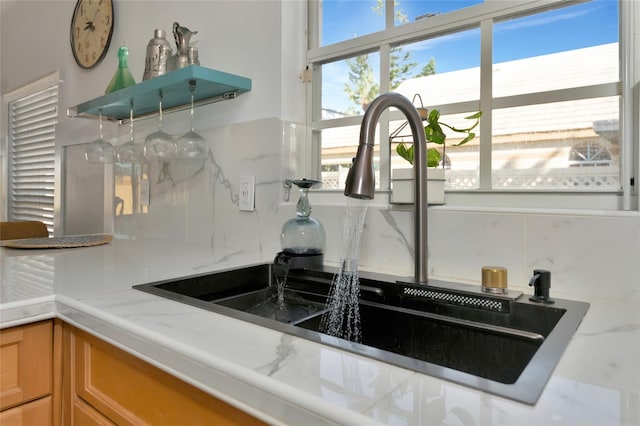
top-left (320, 198), bottom-right (369, 343)
top-left (247, 252), bottom-right (322, 323)
top-left (273, 252), bottom-right (292, 321)
top-left (246, 198), bottom-right (369, 336)
top-left (247, 252), bottom-right (292, 321)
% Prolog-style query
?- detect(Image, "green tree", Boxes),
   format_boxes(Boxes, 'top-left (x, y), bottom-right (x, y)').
top-left (373, 0), bottom-right (407, 25)
top-left (344, 0), bottom-right (420, 113)
top-left (344, 53), bottom-right (379, 114)
top-left (390, 48), bottom-right (417, 90)
top-left (376, 0), bottom-right (416, 89)
top-left (416, 58), bottom-right (437, 77)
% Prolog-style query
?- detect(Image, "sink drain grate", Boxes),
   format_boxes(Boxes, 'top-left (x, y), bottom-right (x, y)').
top-left (403, 287), bottom-right (507, 312)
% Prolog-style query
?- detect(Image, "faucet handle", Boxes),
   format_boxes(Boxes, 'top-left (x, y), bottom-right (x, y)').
top-left (529, 269), bottom-right (554, 304)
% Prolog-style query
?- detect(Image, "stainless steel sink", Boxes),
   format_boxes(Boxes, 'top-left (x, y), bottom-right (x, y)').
top-left (134, 263), bottom-right (589, 404)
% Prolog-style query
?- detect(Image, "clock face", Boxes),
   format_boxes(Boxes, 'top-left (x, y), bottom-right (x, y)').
top-left (70, 0), bottom-right (114, 69)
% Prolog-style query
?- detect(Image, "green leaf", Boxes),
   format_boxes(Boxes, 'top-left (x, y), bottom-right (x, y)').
top-left (425, 123), bottom-right (446, 144)
top-left (465, 111), bottom-right (483, 120)
top-left (452, 132), bottom-right (475, 146)
top-left (427, 148), bottom-right (441, 168)
top-left (396, 143), bottom-right (414, 165)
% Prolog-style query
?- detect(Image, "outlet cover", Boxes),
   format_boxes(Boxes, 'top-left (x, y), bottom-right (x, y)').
top-left (239, 175), bottom-right (255, 211)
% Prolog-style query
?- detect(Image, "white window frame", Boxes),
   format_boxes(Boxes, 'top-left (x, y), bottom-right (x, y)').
top-left (306, 0), bottom-right (639, 212)
top-left (2, 72), bottom-right (59, 233)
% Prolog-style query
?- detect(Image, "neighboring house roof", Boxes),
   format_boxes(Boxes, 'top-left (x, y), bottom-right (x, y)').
top-left (322, 43), bottom-right (619, 153)
top-left (394, 43), bottom-right (619, 136)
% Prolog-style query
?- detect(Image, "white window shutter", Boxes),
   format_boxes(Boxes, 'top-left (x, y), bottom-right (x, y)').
top-left (8, 85), bottom-right (58, 234)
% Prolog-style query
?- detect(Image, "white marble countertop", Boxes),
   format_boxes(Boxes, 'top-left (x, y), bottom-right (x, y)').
top-left (1, 239), bottom-right (638, 425)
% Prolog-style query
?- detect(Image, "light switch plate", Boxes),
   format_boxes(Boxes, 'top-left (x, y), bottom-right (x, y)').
top-left (238, 175), bottom-right (255, 211)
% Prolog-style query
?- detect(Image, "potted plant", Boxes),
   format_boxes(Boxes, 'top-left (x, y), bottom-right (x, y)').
top-left (391, 108), bottom-right (481, 204)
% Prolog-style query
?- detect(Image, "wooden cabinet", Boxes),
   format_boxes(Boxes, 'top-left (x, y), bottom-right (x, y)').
top-left (2, 320), bottom-right (265, 425)
top-left (62, 324), bottom-right (265, 426)
top-left (0, 320), bottom-right (57, 426)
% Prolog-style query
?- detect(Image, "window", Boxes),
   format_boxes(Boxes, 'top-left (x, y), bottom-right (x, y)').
top-left (569, 141), bottom-right (613, 167)
top-left (5, 77), bottom-right (58, 234)
top-left (308, 0), bottom-right (635, 208)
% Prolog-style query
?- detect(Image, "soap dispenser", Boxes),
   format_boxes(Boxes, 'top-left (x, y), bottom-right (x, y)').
top-left (280, 178), bottom-right (325, 268)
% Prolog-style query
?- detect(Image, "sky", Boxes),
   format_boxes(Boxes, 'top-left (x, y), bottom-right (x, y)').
top-left (320, 0), bottom-right (619, 114)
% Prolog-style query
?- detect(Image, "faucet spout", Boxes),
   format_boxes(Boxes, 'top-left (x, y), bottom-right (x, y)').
top-left (344, 92), bottom-right (429, 283)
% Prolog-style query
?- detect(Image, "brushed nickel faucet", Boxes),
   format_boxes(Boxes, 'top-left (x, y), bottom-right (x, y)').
top-left (344, 92), bottom-right (429, 283)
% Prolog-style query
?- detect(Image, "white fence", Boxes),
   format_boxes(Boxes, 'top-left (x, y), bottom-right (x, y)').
top-left (322, 166), bottom-right (620, 191)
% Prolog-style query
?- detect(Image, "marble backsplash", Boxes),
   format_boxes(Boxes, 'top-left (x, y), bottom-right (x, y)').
top-left (113, 117), bottom-right (288, 262)
top-left (107, 117), bottom-right (640, 305)
top-left (313, 205), bottom-right (640, 304)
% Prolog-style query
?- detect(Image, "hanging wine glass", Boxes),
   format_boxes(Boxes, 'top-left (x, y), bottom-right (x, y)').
top-left (144, 90), bottom-right (176, 159)
top-left (176, 80), bottom-right (208, 159)
top-left (116, 102), bottom-right (144, 163)
top-left (85, 109), bottom-right (115, 163)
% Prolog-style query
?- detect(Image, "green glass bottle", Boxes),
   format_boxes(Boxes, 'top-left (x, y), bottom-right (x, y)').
top-left (105, 46), bottom-right (137, 94)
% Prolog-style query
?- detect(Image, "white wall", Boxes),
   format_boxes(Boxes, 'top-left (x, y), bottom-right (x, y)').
top-left (1, 0), bottom-right (304, 238)
top-left (0, 0), bottom-right (290, 124)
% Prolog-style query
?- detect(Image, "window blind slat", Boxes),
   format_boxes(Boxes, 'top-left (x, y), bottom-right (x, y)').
top-left (11, 163), bottom-right (55, 172)
top-left (11, 97), bottom-right (57, 112)
top-left (11, 151), bottom-right (56, 162)
top-left (10, 103), bottom-right (57, 121)
top-left (11, 139), bottom-right (54, 151)
top-left (11, 106), bottom-right (57, 121)
top-left (12, 149), bottom-right (55, 160)
top-left (12, 121), bottom-right (57, 134)
top-left (11, 169), bottom-right (55, 177)
top-left (10, 202), bottom-right (54, 211)
top-left (11, 187), bottom-right (55, 193)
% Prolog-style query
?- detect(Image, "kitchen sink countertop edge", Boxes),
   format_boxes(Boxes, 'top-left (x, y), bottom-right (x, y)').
top-left (1, 239), bottom-right (638, 425)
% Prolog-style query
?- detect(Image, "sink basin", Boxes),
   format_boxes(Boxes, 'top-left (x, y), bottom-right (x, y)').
top-left (297, 300), bottom-right (549, 385)
top-left (134, 263), bottom-right (589, 404)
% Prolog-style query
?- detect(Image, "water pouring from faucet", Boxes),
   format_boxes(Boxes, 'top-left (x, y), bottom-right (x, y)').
top-left (344, 92), bottom-right (430, 283)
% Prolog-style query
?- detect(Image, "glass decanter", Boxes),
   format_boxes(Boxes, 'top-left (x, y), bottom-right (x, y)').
top-left (280, 179), bottom-right (326, 256)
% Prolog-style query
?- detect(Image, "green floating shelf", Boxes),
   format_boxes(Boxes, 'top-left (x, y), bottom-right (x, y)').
top-left (67, 65), bottom-right (251, 123)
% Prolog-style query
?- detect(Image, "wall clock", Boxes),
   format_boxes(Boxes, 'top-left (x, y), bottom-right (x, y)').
top-left (70, 0), bottom-right (114, 69)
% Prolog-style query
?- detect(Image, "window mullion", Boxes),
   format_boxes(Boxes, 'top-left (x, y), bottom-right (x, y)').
top-left (380, 44), bottom-right (391, 94)
top-left (308, 62), bottom-right (322, 180)
top-left (385, 0), bottom-right (394, 30)
top-left (309, 0), bottom-right (322, 182)
top-left (479, 19), bottom-right (493, 190)
top-left (380, 43), bottom-right (391, 189)
top-left (619, 0), bottom-right (637, 211)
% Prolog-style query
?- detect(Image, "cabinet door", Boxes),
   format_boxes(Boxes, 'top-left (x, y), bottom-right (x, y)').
top-left (0, 321), bottom-right (52, 410)
top-left (65, 325), bottom-right (265, 426)
top-left (71, 396), bottom-right (114, 426)
top-left (0, 395), bottom-right (51, 426)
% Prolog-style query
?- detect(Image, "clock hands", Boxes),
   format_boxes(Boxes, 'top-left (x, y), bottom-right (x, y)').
top-left (83, 0), bottom-right (104, 32)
